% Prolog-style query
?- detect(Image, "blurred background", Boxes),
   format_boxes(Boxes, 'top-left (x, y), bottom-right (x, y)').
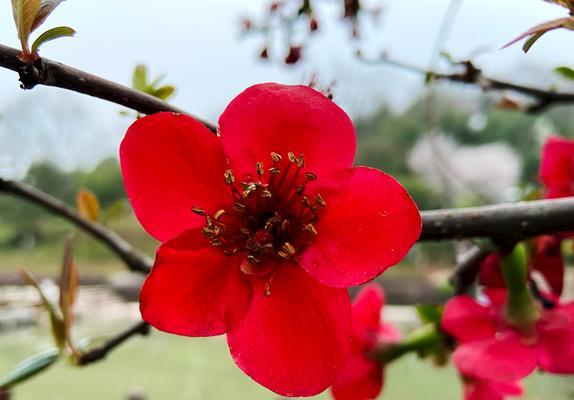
top-left (2, 0), bottom-right (574, 398)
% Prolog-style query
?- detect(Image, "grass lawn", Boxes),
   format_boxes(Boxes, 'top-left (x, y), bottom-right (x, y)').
top-left (1, 322), bottom-right (573, 400)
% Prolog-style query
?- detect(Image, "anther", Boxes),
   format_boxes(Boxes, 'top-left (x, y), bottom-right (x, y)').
top-left (303, 223), bottom-right (318, 236)
top-left (214, 209), bottom-right (226, 220)
top-left (233, 202), bottom-right (247, 212)
top-left (301, 196), bottom-right (312, 208)
top-left (305, 172), bottom-right (317, 181)
top-left (192, 207), bottom-right (205, 215)
top-left (247, 254), bottom-right (260, 264)
top-left (224, 169), bottom-right (235, 185)
top-left (295, 186), bottom-right (305, 195)
top-left (282, 242), bottom-right (296, 256)
top-left (261, 190), bottom-right (272, 198)
top-left (315, 194), bottom-right (326, 207)
top-left (297, 154), bottom-right (305, 168)
top-left (269, 167), bottom-right (280, 175)
top-left (271, 152), bottom-right (282, 162)
top-left (256, 162), bottom-right (264, 176)
top-left (288, 152), bottom-right (297, 163)
top-left (277, 250), bottom-right (290, 259)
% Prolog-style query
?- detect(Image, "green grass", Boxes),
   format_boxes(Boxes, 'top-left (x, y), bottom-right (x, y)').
top-left (1, 322), bottom-right (573, 400)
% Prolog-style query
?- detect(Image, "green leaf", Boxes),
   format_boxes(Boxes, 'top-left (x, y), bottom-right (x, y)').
top-left (151, 85), bottom-right (175, 100)
top-left (11, 0), bottom-right (42, 47)
top-left (132, 64), bottom-right (148, 92)
top-left (20, 270), bottom-right (67, 352)
top-left (76, 188), bottom-right (100, 222)
top-left (102, 199), bottom-right (126, 224)
top-left (31, 0), bottom-right (65, 32)
top-left (416, 304), bottom-right (443, 325)
top-left (554, 66), bottom-right (574, 80)
top-left (522, 31), bottom-right (546, 53)
top-left (0, 348), bottom-right (59, 390)
top-left (31, 26), bottom-right (75, 54)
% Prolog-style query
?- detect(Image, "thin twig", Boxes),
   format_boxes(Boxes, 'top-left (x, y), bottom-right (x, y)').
top-left (363, 55), bottom-right (574, 113)
top-left (420, 197), bottom-right (574, 241)
top-left (77, 321), bottom-right (150, 366)
top-left (0, 44), bottom-right (217, 133)
top-left (449, 245), bottom-right (489, 295)
top-left (0, 178), bottom-right (152, 274)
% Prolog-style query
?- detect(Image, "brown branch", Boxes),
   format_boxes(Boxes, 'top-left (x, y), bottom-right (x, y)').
top-left (420, 197), bottom-right (574, 241)
top-left (364, 55), bottom-right (574, 113)
top-left (77, 320), bottom-right (150, 366)
top-left (449, 245), bottom-right (489, 295)
top-left (0, 44), bottom-right (217, 133)
top-left (0, 178), bottom-right (152, 274)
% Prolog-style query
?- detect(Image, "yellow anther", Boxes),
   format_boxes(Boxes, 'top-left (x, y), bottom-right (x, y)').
top-left (305, 172), bottom-right (317, 181)
top-left (288, 152), bottom-right (297, 163)
top-left (316, 194), bottom-right (326, 207)
top-left (192, 207), bottom-right (205, 215)
top-left (214, 209), bottom-right (226, 220)
top-left (224, 169), bottom-right (235, 184)
top-left (271, 152), bottom-right (282, 162)
top-left (256, 162), bottom-right (264, 176)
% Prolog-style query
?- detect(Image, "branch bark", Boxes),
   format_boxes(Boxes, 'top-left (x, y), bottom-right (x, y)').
top-left (364, 55), bottom-right (574, 113)
top-left (420, 197), bottom-right (574, 241)
top-left (77, 321), bottom-right (150, 366)
top-left (0, 44), bottom-right (217, 133)
top-left (0, 178), bottom-right (152, 274)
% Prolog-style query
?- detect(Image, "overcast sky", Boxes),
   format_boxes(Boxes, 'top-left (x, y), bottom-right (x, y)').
top-left (0, 0), bottom-right (573, 177)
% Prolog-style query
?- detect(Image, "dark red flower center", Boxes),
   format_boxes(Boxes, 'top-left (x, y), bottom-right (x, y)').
top-left (193, 152), bottom-right (325, 277)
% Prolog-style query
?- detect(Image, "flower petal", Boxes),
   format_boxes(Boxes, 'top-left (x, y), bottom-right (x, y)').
top-left (140, 229), bottom-right (252, 336)
top-left (352, 284), bottom-right (384, 332)
top-left (299, 167), bottom-right (421, 287)
top-left (120, 112), bottom-right (231, 242)
top-left (537, 303), bottom-right (574, 373)
top-left (227, 263), bottom-right (351, 396)
top-left (539, 135), bottom-right (574, 199)
top-left (530, 235), bottom-right (564, 297)
top-left (441, 296), bottom-right (496, 343)
top-left (454, 338), bottom-right (537, 382)
top-left (219, 83), bottom-right (356, 178)
top-left (330, 354), bottom-right (383, 400)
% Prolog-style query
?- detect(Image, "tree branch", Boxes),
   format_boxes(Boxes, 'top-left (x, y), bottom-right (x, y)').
top-left (363, 55), bottom-right (574, 113)
top-left (77, 321), bottom-right (150, 366)
top-left (420, 197), bottom-right (574, 241)
top-left (0, 178), bottom-right (152, 274)
top-left (0, 44), bottom-right (217, 133)
top-left (449, 245), bottom-right (489, 295)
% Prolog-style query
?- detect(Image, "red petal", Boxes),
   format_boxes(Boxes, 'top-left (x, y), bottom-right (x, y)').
top-left (530, 235), bottom-right (564, 297)
top-left (227, 263), bottom-right (351, 396)
top-left (140, 229), bottom-right (252, 336)
top-left (465, 380), bottom-right (523, 400)
top-left (299, 167), bottom-right (421, 287)
top-left (330, 354), bottom-right (383, 400)
top-left (537, 303), bottom-right (574, 373)
top-left (219, 83), bottom-right (356, 178)
top-left (441, 296), bottom-right (496, 343)
top-left (352, 284), bottom-right (384, 332)
top-left (454, 338), bottom-right (537, 382)
top-left (478, 253), bottom-right (505, 288)
top-left (120, 112), bottom-right (230, 242)
top-left (539, 135), bottom-right (574, 199)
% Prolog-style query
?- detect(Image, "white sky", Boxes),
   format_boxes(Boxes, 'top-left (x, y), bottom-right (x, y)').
top-left (0, 0), bottom-right (573, 177)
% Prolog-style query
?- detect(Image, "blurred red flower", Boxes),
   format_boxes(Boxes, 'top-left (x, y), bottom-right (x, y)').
top-left (330, 284), bottom-right (400, 400)
top-left (540, 135), bottom-right (574, 199)
top-left (479, 235), bottom-right (564, 297)
top-left (462, 375), bottom-right (522, 400)
top-left (120, 83), bottom-right (421, 396)
top-left (441, 289), bottom-right (574, 383)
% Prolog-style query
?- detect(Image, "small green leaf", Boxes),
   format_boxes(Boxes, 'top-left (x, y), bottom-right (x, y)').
top-left (102, 199), bottom-right (126, 224)
top-left (31, 26), bottom-right (75, 54)
top-left (12, 0), bottom-right (42, 48)
top-left (132, 65), bottom-right (148, 92)
top-left (76, 188), bottom-right (100, 222)
top-left (20, 270), bottom-right (67, 352)
top-left (31, 0), bottom-right (65, 32)
top-left (554, 66), bottom-right (574, 80)
top-left (0, 348), bottom-right (59, 390)
top-left (151, 85), bottom-right (175, 100)
top-left (522, 31), bottom-right (546, 53)
top-left (416, 304), bottom-right (443, 325)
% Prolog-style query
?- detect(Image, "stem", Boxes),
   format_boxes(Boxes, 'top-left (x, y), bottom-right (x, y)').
top-left (501, 244), bottom-right (540, 330)
top-left (370, 324), bottom-right (440, 364)
top-left (0, 178), bottom-right (152, 274)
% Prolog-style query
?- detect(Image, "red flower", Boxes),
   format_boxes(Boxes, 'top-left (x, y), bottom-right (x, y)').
top-left (120, 83), bottom-right (421, 396)
top-left (330, 284), bottom-right (400, 400)
top-left (479, 235), bottom-right (564, 297)
top-left (441, 289), bottom-right (574, 383)
top-left (462, 375), bottom-right (522, 400)
top-left (540, 135), bottom-right (574, 199)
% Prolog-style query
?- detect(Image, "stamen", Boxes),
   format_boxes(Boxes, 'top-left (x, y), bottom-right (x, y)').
top-left (192, 207), bottom-right (205, 216)
top-left (233, 202), bottom-right (247, 212)
top-left (303, 223), bottom-right (318, 236)
top-left (256, 162), bottom-right (264, 176)
top-left (282, 242), bottom-right (296, 256)
top-left (224, 169), bottom-right (235, 185)
top-left (271, 152), bottom-right (282, 162)
top-left (297, 154), bottom-right (305, 168)
top-left (214, 209), bottom-right (226, 220)
top-left (315, 194), bottom-right (326, 207)
top-left (305, 172), bottom-right (317, 181)
top-left (288, 152), bottom-right (297, 163)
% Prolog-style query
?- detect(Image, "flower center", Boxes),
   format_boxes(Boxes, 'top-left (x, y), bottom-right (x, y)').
top-left (193, 151), bottom-right (325, 275)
